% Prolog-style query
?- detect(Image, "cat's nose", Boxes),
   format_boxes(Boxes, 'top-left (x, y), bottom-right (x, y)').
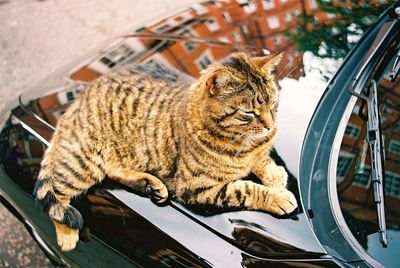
top-left (259, 111), bottom-right (274, 130)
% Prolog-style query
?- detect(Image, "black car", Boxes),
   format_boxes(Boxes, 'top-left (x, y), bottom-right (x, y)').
top-left (0, 0), bottom-right (399, 267)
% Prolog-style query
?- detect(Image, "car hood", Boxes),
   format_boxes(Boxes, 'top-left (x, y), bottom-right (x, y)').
top-left (2, 0), bottom-right (390, 263)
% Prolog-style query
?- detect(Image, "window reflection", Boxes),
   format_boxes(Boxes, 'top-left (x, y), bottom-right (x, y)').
top-left (0, 122), bottom-right (44, 193)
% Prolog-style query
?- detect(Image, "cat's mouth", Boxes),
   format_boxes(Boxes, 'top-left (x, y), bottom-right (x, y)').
top-left (248, 127), bottom-right (272, 139)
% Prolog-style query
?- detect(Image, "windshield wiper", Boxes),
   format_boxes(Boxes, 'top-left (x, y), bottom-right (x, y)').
top-left (367, 80), bottom-right (388, 247)
top-left (346, 15), bottom-right (400, 248)
top-left (349, 80), bottom-right (388, 247)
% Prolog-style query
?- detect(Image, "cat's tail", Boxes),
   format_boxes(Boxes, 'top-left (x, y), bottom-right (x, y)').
top-left (33, 176), bottom-right (83, 230)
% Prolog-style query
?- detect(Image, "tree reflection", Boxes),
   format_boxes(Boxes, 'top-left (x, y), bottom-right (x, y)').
top-left (287, 0), bottom-right (395, 59)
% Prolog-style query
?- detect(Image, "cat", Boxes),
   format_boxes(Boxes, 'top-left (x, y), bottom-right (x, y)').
top-left (33, 52), bottom-right (297, 252)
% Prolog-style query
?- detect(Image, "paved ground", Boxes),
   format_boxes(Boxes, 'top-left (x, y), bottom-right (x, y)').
top-left (0, 205), bottom-right (53, 268)
top-left (0, 0), bottom-right (198, 266)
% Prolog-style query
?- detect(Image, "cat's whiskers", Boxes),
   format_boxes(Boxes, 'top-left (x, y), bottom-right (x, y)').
top-left (233, 129), bottom-right (267, 157)
top-left (274, 121), bottom-right (289, 129)
top-left (284, 66), bottom-right (297, 79)
top-left (218, 130), bottom-right (249, 154)
top-left (234, 135), bottom-right (252, 158)
top-left (275, 61), bottom-right (290, 82)
top-left (252, 128), bottom-right (270, 140)
top-left (246, 136), bottom-right (257, 146)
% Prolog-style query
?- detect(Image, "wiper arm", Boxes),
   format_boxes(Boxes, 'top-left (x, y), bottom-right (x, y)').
top-left (349, 80), bottom-right (388, 247)
top-left (389, 48), bottom-right (400, 82)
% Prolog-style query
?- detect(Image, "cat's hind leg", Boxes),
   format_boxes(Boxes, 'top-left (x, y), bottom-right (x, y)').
top-left (107, 169), bottom-right (168, 203)
top-left (34, 180), bottom-right (84, 251)
top-left (34, 154), bottom-right (104, 251)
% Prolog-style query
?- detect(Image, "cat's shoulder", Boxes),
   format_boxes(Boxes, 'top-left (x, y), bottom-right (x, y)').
top-left (119, 62), bottom-right (194, 86)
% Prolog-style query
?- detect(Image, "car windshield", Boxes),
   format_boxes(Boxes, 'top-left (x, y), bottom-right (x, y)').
top-left (5, 0), bottom-right (396, 265)
top-left (336, 44), bottom-right (400, 267)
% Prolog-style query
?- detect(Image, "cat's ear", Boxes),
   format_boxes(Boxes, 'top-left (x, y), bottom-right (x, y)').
top-left (206, 69), bottom-right (239, 96)
top-left (252, 52), bottom-right (283, 75)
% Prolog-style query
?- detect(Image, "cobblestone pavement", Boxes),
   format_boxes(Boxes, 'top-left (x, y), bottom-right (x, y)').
top-left (0, 205), bottom-right (53, 268)
top-left (0, 0), bottom-right (198, 266)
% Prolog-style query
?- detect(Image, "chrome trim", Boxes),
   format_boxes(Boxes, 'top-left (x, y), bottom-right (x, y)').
top-left (19, 120), bottom-right (50, 147)
top-left (349, 20), bottom-right (399, 97)
top-left (18, 95), bottom-right (55, 131)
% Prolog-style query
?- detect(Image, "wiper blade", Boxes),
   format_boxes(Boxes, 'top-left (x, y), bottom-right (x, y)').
top-left (349, 80), bottom-right (388, 247)
top-left (367, 80), bottom-right (388, 247)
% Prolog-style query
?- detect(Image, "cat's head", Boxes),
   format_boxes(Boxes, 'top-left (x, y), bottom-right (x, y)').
top-left (193, 52), bottom-right (282, 140)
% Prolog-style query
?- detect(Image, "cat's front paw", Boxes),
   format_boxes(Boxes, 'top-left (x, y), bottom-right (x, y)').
top-left (265, 187), bottom-right (297, 215)
top-left (261, 165), bottom-right (288, 188)
top-left (146, 183), bottom-right (168, 203)
top-left (271, 166), bottom-right (288, 188)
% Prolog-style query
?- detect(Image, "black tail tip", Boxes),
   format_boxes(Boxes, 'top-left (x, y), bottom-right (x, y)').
top-left (33, 179), bottom-right (83, 229)
top-left (61, 206), bottom-right (84, 229)
top-left (32, 179), bottom-right (44, 199)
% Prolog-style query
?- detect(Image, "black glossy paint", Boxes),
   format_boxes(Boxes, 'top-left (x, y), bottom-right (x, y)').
top-left (0, 110), bottom-right (336, 267)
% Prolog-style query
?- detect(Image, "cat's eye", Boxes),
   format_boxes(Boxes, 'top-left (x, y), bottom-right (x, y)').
top-left (239, 110), bottom-right (256, 118)
top-left (239, 84), bottom-right (248, 91)
top-left (257, 95), bottom-right (264, 104)
top-left (234, 117), bottom-right (252, 126)
top-left (254, 95), bottom-right (268, 108)
top-left (237, 112), bottom-right (255, 124)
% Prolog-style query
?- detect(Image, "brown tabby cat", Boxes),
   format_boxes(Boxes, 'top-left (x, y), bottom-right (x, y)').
top-left (33, 52), bottom-right (297, 251)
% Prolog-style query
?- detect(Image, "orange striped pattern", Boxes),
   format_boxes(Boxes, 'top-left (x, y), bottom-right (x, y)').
top-left (35, 53), bottom-right (297, 251)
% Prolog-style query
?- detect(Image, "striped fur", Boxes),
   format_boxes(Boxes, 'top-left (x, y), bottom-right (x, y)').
top-left (34, 53), bottom-right (297, 251)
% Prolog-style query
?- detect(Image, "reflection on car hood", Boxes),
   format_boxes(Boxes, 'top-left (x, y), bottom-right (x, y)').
top-left (5, 0), bottom-right (393, 263)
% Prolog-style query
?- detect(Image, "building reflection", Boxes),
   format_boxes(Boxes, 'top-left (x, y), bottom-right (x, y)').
top-left (76, 190), bottom-right (207, 267)
top-left (231, 225), bottom-right (312, 257)
top-left (0, 122), bottom-right (45, 193)
top-left (70, 0), bottom-right (306, 83)
top-left (10, 0), bottom-right (324, 149)
top-left (13, 0), bottom-right (394, 129)
top-left (337, 74), bottom-right (400, 248)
